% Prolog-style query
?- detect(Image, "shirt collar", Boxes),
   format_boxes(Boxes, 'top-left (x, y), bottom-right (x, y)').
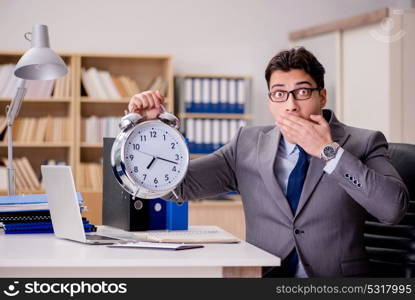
top-left (280, 135), bottom-right (297, 156)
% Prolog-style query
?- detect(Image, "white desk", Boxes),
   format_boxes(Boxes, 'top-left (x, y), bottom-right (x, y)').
top-left (0, 226), bottom-right (280, 278)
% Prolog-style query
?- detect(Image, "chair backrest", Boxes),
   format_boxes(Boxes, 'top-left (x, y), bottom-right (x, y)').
top-left (364, 143), bottom-right (415, 277)
top-left (388, 143), bottom-right (415, 202)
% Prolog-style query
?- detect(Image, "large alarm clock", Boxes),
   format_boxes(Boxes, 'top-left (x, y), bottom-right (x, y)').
top-left (111, 107), bottom-right (189, 200)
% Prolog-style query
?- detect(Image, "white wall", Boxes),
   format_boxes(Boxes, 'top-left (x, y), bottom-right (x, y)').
top-left (0, 0), bottom-right (412, 125)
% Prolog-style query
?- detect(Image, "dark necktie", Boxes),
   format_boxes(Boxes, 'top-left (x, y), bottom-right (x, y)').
top-left (285, 145), bottom-right (309, 276)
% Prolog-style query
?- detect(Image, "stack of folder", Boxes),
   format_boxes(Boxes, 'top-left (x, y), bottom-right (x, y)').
top-left (183, 77), bottom-right (247, 114)
top-left (0, 193), bottom-right (96, 234)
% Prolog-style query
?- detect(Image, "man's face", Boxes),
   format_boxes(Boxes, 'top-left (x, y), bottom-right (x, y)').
top-left (267, 69), bottom-right (327, 123)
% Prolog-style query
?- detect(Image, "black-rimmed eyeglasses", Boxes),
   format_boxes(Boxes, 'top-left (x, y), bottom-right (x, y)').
top-left (268, 87), bottom-right (321, 102)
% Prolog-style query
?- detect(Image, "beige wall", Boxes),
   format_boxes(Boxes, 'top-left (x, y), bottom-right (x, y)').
top-left (0, 0), bottom-right (412, 125)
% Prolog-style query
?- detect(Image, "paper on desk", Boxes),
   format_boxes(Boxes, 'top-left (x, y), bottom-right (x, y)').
top-left (108, 242), bottom-right (204, 251)
top-left (132, 226), bottom-right (240, 244)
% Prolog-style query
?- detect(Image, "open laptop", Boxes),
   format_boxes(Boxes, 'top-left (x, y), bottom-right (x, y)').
top-left (41, 165), bottom-right (123, 245)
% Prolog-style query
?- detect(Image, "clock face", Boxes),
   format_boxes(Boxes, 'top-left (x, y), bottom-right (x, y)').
top-left (122, 121), bottom-right (189, 193)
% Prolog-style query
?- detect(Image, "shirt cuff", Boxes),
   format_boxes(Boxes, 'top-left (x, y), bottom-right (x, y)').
top-left (323, 147), bottom-right (344, 174)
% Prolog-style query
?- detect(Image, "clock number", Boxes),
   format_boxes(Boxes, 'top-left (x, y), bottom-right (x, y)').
top-left (140, 135), bottom-right (147, 142)
top-left (171, 143), bottom-right (175, 149)
top-left (154, 178), bottom-right (158, 184)
top-left (134, 166), bottom-right (138, 173)
top-left (150, 131), bottom-right (157, 138)
top-left (142, 174), bottom-right (147, 180)
top-left (133, 144), bottom-right (140, 150)
top-left (175, 154), bottom-right (179, 161)
top-left (129, 154), bottom-right (134, 160)
top-left (172, 166), bottom-right (177, 172)
top-left (164, 174), bottom-right (169, 181)
top-left (163, 134), bottom-right (166, 141)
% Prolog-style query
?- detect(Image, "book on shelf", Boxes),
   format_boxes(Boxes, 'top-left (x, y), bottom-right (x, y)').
top-left (148, 76), bottom-right (168, 96)
top-left (1, 116), bottom-right (69, 143)
top-left (0, 63), bottom-right (72, 99)
top-left (119, 75), bottom-right (140, 97)
top-left (25, 80), bottom-right (55, 99)
top-left (52, 64), bottom-right (72, 98)
top-left (0, 64), bottom-right (18, 98)
top-left (1, 157), bottom-right (40, 190)
top-left (78, 162), bottom-right (103, 191)
top-left (20, 157), bottom-right (40, 190)
top-left (82, 116), bottom-right (121, 143)
top-left (111, 76), bottom-right (125, 98)
top-left (0, 158), bottom-right (68, 192)
top-left (14, 158), bottom-right (31, 190)
top-left (99, 70), bottom-right (121, 99)
top-left (86, 67), bottom-right (107, 99)
top-left (0, 116), bottom-right (7, 140)
top-left (81, 67), bottom-right (143, 100)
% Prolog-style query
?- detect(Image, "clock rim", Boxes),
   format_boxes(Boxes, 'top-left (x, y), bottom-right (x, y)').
top-left (116, 119), bottom-right (190, 198)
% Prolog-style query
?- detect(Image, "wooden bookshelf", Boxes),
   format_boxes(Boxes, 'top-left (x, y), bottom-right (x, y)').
top-left (75, 53), bottom-right (173, 192)
top-left (0, 51), bottom-right (173, 195)
top-left (0, 51), bottom-right (75, 194)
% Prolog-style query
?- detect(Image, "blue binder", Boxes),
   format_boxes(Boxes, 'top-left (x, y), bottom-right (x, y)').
top-left (148, 198), bottom-right (167, 230)
top-left (148, 198), bottom-right (188, 230)
top-left (166, 201), bottom-right (188, 230)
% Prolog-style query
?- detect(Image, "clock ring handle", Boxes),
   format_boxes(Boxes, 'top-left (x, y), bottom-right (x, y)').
top-left (157, 104), bottom-right (180, 130)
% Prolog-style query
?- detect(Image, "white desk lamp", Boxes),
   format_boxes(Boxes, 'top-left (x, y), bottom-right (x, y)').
top-left (6, 24), bottom-right (68, 195)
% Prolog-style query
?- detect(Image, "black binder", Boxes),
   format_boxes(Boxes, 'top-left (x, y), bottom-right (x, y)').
top-left (103, 137), bottom-right (149, 231)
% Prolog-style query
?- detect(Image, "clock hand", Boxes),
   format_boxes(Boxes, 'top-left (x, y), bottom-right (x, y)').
top-left (136, 150), bottom-right (178, 165)
top-left (146, 157), bottom-right (156, 169)
top-left (136, 150), bottom-right (154, 157)
top-left (156, 156), bottom-right (178, 165)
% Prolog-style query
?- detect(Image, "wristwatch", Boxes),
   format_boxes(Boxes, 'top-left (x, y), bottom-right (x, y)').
top-left (320, 142), bottom-right (340, 162)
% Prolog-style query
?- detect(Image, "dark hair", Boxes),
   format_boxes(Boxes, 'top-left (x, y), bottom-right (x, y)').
top-left (265, 47), bottom-right (325, 89)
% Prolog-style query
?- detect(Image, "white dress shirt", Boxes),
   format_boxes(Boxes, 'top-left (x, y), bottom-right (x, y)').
top-left (274, 135), bottom-right (344, 277)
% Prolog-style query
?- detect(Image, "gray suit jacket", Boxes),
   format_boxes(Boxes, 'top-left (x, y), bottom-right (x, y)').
top-left (165, 109), bottom-right (409, 277)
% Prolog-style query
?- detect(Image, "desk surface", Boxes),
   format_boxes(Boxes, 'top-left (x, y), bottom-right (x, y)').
top-left (0, 226), bottom-right (280, 278)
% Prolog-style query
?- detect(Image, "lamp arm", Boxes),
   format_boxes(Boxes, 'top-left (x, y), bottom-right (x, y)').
top-left (6, 78), bottom-right (26, 125)
top-left (6, 78), bottom-right (27, 195)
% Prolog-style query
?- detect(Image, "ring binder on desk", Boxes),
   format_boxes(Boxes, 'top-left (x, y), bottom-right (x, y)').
top-left (103, 138), bottom-right (149, 231)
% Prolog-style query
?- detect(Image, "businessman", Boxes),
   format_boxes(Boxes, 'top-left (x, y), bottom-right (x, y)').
top-left (128, 47), bottom-right (409, 277)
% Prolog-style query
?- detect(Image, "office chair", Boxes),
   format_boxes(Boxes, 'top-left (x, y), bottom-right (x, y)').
top-left (364, 143), bottom-right (415, 278)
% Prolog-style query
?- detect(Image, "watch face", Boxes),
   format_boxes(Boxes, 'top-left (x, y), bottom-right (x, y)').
top-left (323, 146), bottom-right (336, 158)
top-left (122, 121), bottom-right (189, 192)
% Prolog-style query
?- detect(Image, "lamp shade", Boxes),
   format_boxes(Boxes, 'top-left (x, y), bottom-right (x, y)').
top-left (14, 24), bottom-right (67, 80)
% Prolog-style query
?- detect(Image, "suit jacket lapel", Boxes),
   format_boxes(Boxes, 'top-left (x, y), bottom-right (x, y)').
top-left (294, 110), bottom-right (350, 219)
top-left (257, 126), bottom-right (293, 220)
